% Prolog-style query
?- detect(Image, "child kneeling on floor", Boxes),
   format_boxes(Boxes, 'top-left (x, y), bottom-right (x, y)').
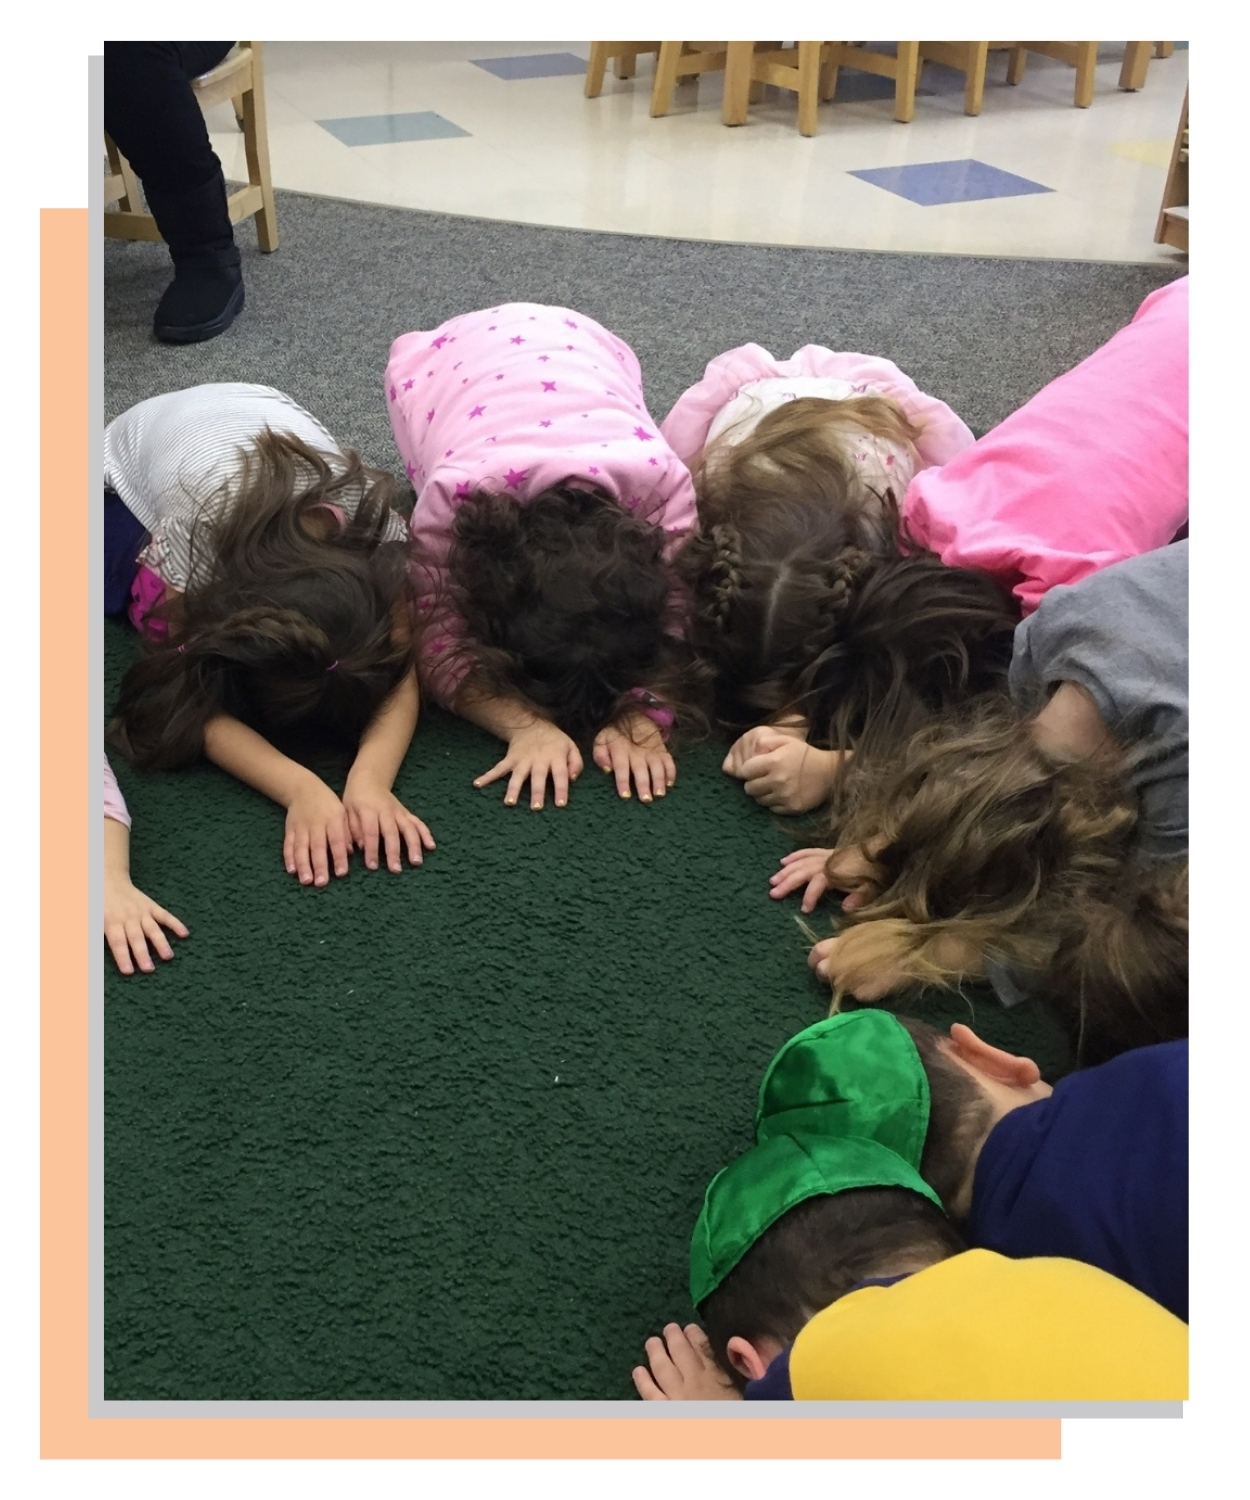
top-left (633, 1133), bottom-right (1187, 1401)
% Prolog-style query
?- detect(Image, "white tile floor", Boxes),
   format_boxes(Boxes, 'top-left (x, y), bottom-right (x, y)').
top-left (206, 41), bottom-right (1189, 264)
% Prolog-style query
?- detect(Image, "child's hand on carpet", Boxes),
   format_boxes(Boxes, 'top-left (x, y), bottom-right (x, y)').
top-left (284, 778), bottom-right (353, 886)
top-left (592, 712), bottom-right (675, 803)
top-left (770, 847), bottom-right (837, 911)
top-left (726, 732), bottom-right (846, 814)
top-left (104, 869), bottom-right (188, 975)
top-left (342, 777), bottom-right (436, 873)
top-left (632, 1324), bottom-right (741, 1401)
top-left (473, 718), bottom-right (584, 809)
top-left (722, 721), bottom-right (806, 774)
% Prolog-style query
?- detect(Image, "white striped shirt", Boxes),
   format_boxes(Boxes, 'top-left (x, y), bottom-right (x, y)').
top-left (103, 383), bottom-right (406, 591)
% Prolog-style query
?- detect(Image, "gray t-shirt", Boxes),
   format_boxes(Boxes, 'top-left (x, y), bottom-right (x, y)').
top-left (1008, 540), bottom-right (1188, 861)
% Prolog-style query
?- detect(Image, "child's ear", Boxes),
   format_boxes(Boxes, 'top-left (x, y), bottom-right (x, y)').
top-left (725, 1336), bottom-right (772, 1383)
top-left (946, 1023), bottom-right (1042, 1089)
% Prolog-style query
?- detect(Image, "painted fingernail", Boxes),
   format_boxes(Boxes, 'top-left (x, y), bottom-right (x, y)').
top-left (641, 794), bottom-right (652, 803)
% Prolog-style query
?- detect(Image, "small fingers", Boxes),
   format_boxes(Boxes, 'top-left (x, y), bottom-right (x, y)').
top-left (152, 905), bottom-right (189, 938)
top-left (473, 756), bottom-right (514, 790)
top-left (359, 810), bottom-right (382, 871)
top-left (529, 765), bottom-right (550, 812)
top-left (505, 763), bottom-right (529, 808)
top-left (105, 926), bottom-right (135, 976)
top-left (141, 913), bottom-right (176, 962)
top-left (551, 756), bottom-right (570, 809)
top-left (632, 1365), bottom-right (665, 1401)
top-left (609, 740), bottom-right (632, 800)
top-left (124, 919), bottom-right (155, 974)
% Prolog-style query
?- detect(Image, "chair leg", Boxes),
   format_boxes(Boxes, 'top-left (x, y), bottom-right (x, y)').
top-left (722, 41), bottom-right (756, 125)
top-left (585, 42), bottom-right (612, 98)
top-left (650, 42), bottom-right (686, 116)
top-left (1072, 41), bottom-right (1098, 107)
top-left (1119, 41), bottom-right (1152, 91)
top-left (963, 41), bottom-right (989, 115)
top-left (819, 51), bottom-right (839, 101)
top-left (241, 47), bottom-right (278, 252)
top-left (615, 50), bottom-right (641, 80)
top-left (796, 42), bottom-right (823, 135)
top-left (1006, 45), bottom-right (1027, 85)
top-left (1154, 41), bottom-right (1174, 59)
top-left (893, 42), bottom-right (920, 122)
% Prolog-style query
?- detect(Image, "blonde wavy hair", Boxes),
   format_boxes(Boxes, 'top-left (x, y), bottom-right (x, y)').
top-left (819, 699), bottom-right (1187, 1060)
top-left (694, 394), bottom-right (923, 555)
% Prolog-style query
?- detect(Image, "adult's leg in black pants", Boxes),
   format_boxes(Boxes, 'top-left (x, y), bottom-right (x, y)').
top-left (104, 42), bottom-right (246, 344)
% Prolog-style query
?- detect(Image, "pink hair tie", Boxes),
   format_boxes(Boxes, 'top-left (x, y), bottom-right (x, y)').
top-left (326, 660), bottom-right (338, 673)
top-left (177, 644), bottom-right (186, 654)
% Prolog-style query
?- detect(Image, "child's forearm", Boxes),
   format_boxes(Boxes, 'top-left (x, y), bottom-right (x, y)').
top-left (202, 713), bottom-right (327, 809)
top-left (345, 668), bottom-right (420, 792)
top-left (103, 815), bottom-right (131, 880)
top-left (454, 679), bottom-right (547, 743)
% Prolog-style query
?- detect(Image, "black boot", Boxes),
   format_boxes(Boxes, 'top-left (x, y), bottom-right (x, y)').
top-left (145, 173), bottom-right (245, 344)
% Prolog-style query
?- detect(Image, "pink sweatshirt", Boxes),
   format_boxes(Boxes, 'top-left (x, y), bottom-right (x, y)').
top-left (104, 754), bottom-right (130, 829)
top-left (903, 276), bottom-right (1189, 614)
top-left (386, 303), bottom-right (698, 708)
top-left (660, 344), bottom-right (975, 476)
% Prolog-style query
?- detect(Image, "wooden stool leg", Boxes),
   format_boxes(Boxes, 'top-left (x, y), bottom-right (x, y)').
top-left (1006, 45), bottom-right (1027, 85)
top-left (797, 42), bottom-right (822, 135)
top-left (722, 41), bottom-right (755, 125)
top-left (819, 49), bottom-right (839, 101)
top-left (964, 41), bottom-right (989, 115)
top-left (241, 48), bottom-right (278, 252)
top-left (893, 41), bottom-right (920, 122)
top-left (1119, 41), bottom-right (1152, 91)
top-left (1073, 41), bottom-right (1098, 107)
top-left (585, 42), bottom-right (611, 98)
top-left (1155, 41), bottom-right (1174, 59)
top-left (615, 50), bottom-right (639, 80)
top-left (650, 42), bottom-right (685, 116)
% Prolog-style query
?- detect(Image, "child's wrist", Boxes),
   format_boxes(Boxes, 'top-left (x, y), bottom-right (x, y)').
top-left (626, 688), bottom-right (675, 739)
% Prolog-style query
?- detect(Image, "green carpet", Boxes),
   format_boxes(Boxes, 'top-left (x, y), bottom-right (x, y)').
top-left (104, 619), bottom-right (1073, 1401)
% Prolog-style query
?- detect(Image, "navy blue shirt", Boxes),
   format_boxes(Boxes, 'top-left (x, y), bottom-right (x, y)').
top-left (967, 1040), bottom-right (1187, 1321)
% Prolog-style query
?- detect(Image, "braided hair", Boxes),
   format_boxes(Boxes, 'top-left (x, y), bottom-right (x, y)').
top-left (677, 493), bottom-right (1018, 760)
top-left (108, 431), bottom-right (414, 769)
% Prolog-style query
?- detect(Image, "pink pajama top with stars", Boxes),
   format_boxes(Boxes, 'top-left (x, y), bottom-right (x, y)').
top-left (385, 302), bottom-right (698, 708)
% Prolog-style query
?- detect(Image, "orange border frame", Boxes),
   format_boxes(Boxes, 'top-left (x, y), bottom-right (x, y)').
top-left (42, 206), bottom-right (1059, 1460)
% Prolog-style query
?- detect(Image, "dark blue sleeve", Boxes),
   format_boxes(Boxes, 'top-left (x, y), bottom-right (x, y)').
top-left (968, 1041), bottom-right (1188, 1321)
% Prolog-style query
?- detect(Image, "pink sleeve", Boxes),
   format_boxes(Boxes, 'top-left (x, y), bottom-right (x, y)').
top-left (104, 754), bottom-right (131, 829)
top-left (660, 344), bottom-right (791, 464)
top-left (778, 347), bottom-right (975, 468)
top-left (408, 477), bottom-right (474, 710)
top-left (902, 277), bottom-right (1188, 614)
top-left (634, 457), bottom-right (698, 643)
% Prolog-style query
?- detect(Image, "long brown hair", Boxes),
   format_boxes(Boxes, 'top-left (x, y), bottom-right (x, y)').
top-left (108, 430), bottom-right (414, 769)
top-left (677, 496), bottom-right (1018, 760)
top-left (695, 393), bottom-right (922, 554)
top-left (821, 701), bottom-right (1188, 1062)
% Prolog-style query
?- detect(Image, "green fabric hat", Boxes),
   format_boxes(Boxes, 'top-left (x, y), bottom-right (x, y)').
top-left (754, 1010), bottom-right (930, 1169)
top-left (689, 1132), bottom-right (943, 1309)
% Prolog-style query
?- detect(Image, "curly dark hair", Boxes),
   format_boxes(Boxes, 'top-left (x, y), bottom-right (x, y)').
top-left (439, 483), bottom-right (697, 740)
top-left (108, 430), bottom-right (414, 769)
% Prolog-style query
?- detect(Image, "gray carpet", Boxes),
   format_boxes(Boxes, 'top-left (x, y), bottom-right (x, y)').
top-left (105, 188), bottom-right (1184, 458)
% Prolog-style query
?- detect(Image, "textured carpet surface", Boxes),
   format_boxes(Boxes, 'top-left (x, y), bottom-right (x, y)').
top-left (103, 191), bottom-right (1183, 1401)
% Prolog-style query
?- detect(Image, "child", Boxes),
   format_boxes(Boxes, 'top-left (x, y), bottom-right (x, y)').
top-left (105, 383), bottom-right (435, 886)
top-left (755, 1010), bottom-right (1188, 1322)
top-left (771, 542), bottom-right (1188, 1052)
top-left (386, 303), bottom-right (698, 811)
top-left (661, 341), bottom-right (974, 550)
top-left (707, 278), bottom-right (1187, 816)
top-left (634, 1132), bottom-right (1187, 1400)
top-left (104, 754), bottom-right (189, 975)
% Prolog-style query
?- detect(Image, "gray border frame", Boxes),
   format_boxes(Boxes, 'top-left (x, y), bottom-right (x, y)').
top-left (86, 49), bottom-right (1184, 1429)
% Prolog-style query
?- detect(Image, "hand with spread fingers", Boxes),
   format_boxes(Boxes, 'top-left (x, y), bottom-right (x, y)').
top-left (474, 717), bottom-right (585, 810)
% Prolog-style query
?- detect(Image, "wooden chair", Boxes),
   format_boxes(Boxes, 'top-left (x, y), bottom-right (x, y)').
top-left (915, 42), bottom-right (1016, 116)
top-left (584, 43), bottom-right (661, 97)
top-left (1006, 42), bottom-right (1167, 107)
top-left (649, 42), bottom-right (773, 118)
top-left (719, 41), bottom-right (923, 134)
top-left (104, 41), bottom-right (279, 252)
top-left (816, 42), bottom-right (924, 125)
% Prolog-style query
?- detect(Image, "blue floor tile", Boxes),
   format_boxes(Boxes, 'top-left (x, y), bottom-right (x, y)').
top-left (318, 111), bottom-right (470, 147)
top-left (829, 70), bottom-right (935, 102)
top-left (849, 158), bottom-right (1053, 206)
top-left (472, 52), bottom-right (587, 80)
